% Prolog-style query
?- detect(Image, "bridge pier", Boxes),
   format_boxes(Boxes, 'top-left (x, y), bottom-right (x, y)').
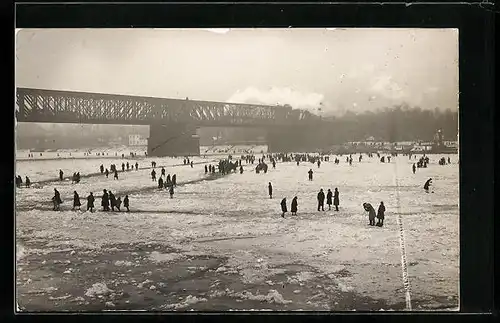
top-left (266, 126), bottom-right (324, 153)
top-left (147, 124), bottom-right (200, 157)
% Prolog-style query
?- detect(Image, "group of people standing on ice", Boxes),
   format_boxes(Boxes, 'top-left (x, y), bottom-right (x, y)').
top-left (51, 188), bottom-right (130, 213)
top-left (272, 181), bottom-right (341, 218)
top-left (15, 175), bottom-right (31, 188)
top-left (153, 167), bottom-right (177, 198)
top-left (363, 202), bottom-right (386, 227)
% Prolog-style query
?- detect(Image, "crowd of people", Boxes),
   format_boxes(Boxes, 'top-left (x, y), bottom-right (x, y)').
top-left (19, 151), bottom-right (448, 225)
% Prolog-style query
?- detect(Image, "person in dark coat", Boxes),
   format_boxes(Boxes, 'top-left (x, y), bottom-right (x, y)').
top-left (205, 165), bottom-right (208, 174)
top-left (114, 170), bottom-right (119, 180)
top-left (161, 167), bottom-right (166, 177)
top-left (363, 203), bottom-right (376, 226)
top-left (73, 191), bottom-right (81, 210)
top-left (240, 165), bottom-right (243, 174)
top-left (448, 157), bottom-right (451, 164)
top-left (25, 176), bottom-right (31, 188)
top-left (172, 174), bottom-right (177, 187)
top-left (268, 182), bottom-right (273, 199)
top-left (280, 198), bottom-right (287, 218)
top-left (122, 163), bottom-right (125, 172)
top-left (317, 189), bottom-right (325, 211)
top-left (317, 159), bottom-right (321, 168)
top-left (291, 196), bottom-right (298, 215)
top-left (59, 169), bottom-right (64, 181)
top-left (101, 189), bottom-right (109, 211)
top-left (105, 168), bottom-right (109, 178)
top-left (326, 189), bottom-right (333, 210)
top-left (191, 161), bottom-right (194, 168)
top-left (52, 188), bottom-right (63, 211)
top-left (308, 169), bottom-right (313, 181)
top-left (135, 162), bottom-right (139, 170)
top-left (412, 163), bottom-right (416, 174)
top-left (376, 202), bottom-right (385, 227)
top-left (87, 192), bottom-right (95, 212)
top-left (100, 165), bottom-right (104, 173)
top-left (151, 169), bottom-right (156, 182)
top-left (116, 197), bottom-right (122, 211)
top-left (169, 185), bottom-right (174, 198)
top-left (124, 195), bottom-right (130, 212)
top-left (333, 188), bottom-right (340, 211)
top-left (109, 191), bottom-right (117, 211)
top-left (424, 178), bottom-right (432, 192)
top-left (158, 177), bottom-right (164, 189)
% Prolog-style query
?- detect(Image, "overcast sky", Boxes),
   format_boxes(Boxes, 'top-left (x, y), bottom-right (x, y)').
top-left (16, 28), bottom-right (458, 116)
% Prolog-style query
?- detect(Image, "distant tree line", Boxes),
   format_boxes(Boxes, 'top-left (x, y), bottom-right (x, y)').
top-left (322, 106), bottom-right (458, 144)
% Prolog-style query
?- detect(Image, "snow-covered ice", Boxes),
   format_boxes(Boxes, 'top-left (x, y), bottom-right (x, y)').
top-left (16, 151), bottom-right (459, 310)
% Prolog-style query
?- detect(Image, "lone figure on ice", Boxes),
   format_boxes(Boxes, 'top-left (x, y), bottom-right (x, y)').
top-left (412, 163), bottom-right (416, 174)
top-left (326, 189), bottom-right (333, 210)
top-left (268, 182), bottom-right (273, 199)
top-left (334, 188), bottom-right (340, 211)
top-left (291, 196), bottom-right (298, 216)
top-left (59, 169), bottom-right (64, 181)
top-left (124, 195), bottom-right (130, 212)
top-left (52, 188), bottom-right (63, 211)
top-left (87, 192), bottom-right (95, 212)
top-left (317, 189), bottom-right (325, 211)
top-left (73, 191), bottom-right (81, 210)
top-left (101, 189), bottom-right (110, 211)
top-left (363, 203), bottom-right (376, 226)
top-left (151, 169), bottom-right (156, 182)
top-left (376, 202), bottom-right (385, 227)
top-left (280, 197), bottom-right (287, 218)
top-left (424, 178), bottom-right (433, 193)
top-left (308, 169), bottom-right (313, 181)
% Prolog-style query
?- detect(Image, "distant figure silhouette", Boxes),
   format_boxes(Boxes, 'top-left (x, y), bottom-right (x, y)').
top-left (87, 192), bottom-right (95, 212)
top-left (291, 196), bottom-right (298, 215)
top-left (280, 198), bottom-right (287, 218)
top-left (268, 182), bottom-right (273, 199)
top-left (308, 169), bottom-right (313, 181)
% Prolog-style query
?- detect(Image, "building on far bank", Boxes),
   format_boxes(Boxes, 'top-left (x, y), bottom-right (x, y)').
top-left (129, 134), bottom-right (147, 146)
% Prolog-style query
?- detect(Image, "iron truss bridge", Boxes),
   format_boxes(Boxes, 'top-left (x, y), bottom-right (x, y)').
top-left (15, 88), bottom-right (320, 127)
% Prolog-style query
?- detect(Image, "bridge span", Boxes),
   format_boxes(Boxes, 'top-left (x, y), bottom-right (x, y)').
top-left (16, 87), bottom-right (327, 156)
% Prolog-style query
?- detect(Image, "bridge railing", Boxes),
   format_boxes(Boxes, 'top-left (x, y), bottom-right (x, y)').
top-left (16, 87), bottom-right (321, 127)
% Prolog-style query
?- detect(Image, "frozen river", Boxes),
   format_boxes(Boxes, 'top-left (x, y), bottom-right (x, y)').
top-left (15, 151), bottom-right (459, 311)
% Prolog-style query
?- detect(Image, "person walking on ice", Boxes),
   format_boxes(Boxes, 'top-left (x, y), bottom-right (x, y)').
top-left (151, 169), bottom-right (156, 182)
top-left (308, 169), bottom-right (313, 181)
top-left (326, 189), bottom-right (333, 210)
top-left (169, 185), bottom-right (174, 198)
top-left (317, 189), bottom-right (325, 211)
top-left (291, 196), bottom-right (298, 216)
top-left (280, 197), bottom-right (287, 218)
top-left (376, 201), bottom-right (385, 227)
top-left (124, 195), bottom-right (130, 212)
top-left (116, 197), bottom-right (122, 211)
top-left (412, 163), bottom-right (416, 174)
top-left (87, 192), bottom-right (95, 212)
top-left (268, 182), bottom-right (273, 199)
top-left (334, 188), bottom-right (340, 211)
top-left (52, 188), bottom-right (62, 211)
top-left (363, 203), bottom-right (376, 226)
top-left (424, 178), bottom-right (433, 193)
top-left (73, 191), bottom-right (81, 210)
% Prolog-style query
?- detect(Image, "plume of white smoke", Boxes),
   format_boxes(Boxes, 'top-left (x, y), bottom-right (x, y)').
top-left (227, 87), bottom-right (324, 114)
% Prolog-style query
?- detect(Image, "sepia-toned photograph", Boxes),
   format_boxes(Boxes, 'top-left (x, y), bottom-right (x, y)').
top-left (15, 28), bottom-right (459, 311)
